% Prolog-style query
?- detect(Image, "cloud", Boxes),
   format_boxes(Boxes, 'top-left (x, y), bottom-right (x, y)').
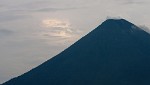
top-left (10, 7), bottom-right (78, 13)
top-left (34, 7), bottom-right (77, 12)
top-left (118, 0), bottom-right (148, 5)
top-left (10, 0), bottom-right (80, 13)
top-left (42, 19), bottom-right (70, 28)
top-left (106, 16), bottom-right (122, 20)
top-left (124, 1), bottom-right (145, 5)
top-left (0, 29), bottom-right (14, 37)
top-left (41, 19), bottom-right (81, 38)
top-left (0, 12), bottom-right (30, 22)
top-left (41, 19), bottom-right (71, 38)
top-left (0, 4), bottom-right (4, 7)
top-left (43, 30), bottom-right (72, 38)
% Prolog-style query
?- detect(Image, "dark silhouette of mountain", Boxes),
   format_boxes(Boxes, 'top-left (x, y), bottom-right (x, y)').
top-left (2, 19), bottom-right (150, 85)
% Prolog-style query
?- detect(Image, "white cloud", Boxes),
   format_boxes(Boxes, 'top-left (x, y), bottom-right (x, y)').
top-left (42, 19), bottom-right (70, 28)
top-left (40, 19), bottom-right (81, 38)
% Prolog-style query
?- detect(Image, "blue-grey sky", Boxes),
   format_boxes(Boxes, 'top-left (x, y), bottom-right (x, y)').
top-left (0, 0), bottom-right (150, 83)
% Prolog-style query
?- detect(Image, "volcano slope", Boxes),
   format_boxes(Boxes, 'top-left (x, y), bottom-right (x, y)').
top-left (2, 19), bottom-right (150, 85)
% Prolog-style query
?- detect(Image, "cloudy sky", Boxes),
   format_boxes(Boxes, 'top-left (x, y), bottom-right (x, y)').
top-left (0, 0), bottom-right (150, 83)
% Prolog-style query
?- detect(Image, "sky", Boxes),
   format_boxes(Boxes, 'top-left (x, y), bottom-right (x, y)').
top-left (0, 0), bottom-right (150, 83)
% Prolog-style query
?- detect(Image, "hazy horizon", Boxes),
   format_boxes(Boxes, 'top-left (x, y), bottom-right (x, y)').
top-left (0, 0), bottom-right (150, 83)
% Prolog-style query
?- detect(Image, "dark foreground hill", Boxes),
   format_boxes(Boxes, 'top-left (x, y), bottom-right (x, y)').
top-left (2, 19), bottom-right (150, 85)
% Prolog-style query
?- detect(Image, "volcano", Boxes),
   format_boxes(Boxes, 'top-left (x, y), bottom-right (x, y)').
top-left (2, 19), bottom-right (150, 85)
